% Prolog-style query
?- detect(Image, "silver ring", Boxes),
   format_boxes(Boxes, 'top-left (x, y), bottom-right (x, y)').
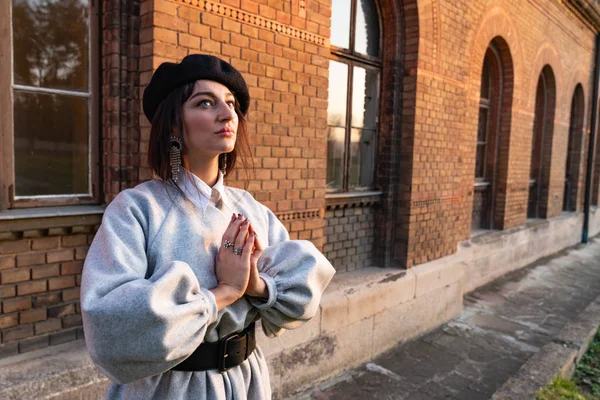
top-left (224, 240), bottom-right (234, 249)
top-left (232, 247), bottom-right (243, 256)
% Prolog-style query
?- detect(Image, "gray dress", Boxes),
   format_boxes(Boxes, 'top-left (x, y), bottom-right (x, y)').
top-left (81, 173), bottom-right (335, 399)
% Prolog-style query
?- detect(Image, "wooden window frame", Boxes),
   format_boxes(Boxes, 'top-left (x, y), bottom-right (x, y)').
top-left (473, 44), bottom-right (503, 231)
top-left (0, 0), bottom-right (101, 211)
top-left (529, 72), bottom-right (549, 219)
top-left (328, 0), bottom-right (382, 194)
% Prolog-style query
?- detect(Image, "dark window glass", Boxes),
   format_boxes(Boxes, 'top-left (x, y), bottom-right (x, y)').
top-left (327, 1), bottom-right (380, 191)
top-left (480, 57), bottom-right (490, 100)
top-left (13, 0), bottom-right (89, 92)
top-left (355, 0), bottom-right (380, 58)
top-left (14, 91), bottom-right (89, 196)
top-left (327, 127), bottom-right (346, 189)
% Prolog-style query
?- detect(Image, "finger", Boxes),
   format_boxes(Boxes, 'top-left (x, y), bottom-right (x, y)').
top-left (221, 214), bottom-right (245, 246)
top-left (235, 218), bottom-right (250, 249)
top-left (220, 214), bottom-right (238, 245)
top-left (242, 232), bottom-right (256, 262)
top-left (253, 232), bottom-right (264, 252)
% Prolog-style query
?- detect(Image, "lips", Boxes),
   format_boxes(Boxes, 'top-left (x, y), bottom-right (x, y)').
top-left (215, 128), bottom-right (235, 135)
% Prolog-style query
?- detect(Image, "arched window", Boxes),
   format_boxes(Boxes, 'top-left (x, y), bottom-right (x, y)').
top-left (564, 84), bottom-right (585, 212)
top-left (327, 0), bottom-right (381, 191)
top-left (472, 45), bottom-right (502, 231)
top-left (528, 66), bottom-right (556, 219)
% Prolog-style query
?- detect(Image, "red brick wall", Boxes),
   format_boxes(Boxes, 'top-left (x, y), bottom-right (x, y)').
top-left (0, 224), bottom-right (98, 358)
top-left (403, 0), bottom-right (596, 265)
top-left (324, 202), bottom-right (378, 272)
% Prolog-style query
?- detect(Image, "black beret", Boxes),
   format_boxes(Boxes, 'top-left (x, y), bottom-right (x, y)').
top-left (142, 54), bottom-right (250, 122)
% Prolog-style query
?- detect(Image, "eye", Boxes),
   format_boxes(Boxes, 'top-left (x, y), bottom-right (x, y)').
top-left (226, 100), bottom-right (236, 108)
top-left (196, 99), bottom-right (213, 107)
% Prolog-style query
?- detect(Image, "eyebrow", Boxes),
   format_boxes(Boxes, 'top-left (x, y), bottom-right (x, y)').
top-left (188, 91), bottom-right (235, 102)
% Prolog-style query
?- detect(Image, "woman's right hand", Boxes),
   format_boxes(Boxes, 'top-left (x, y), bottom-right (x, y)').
top-left (210, 214), bottom-right (256, 310)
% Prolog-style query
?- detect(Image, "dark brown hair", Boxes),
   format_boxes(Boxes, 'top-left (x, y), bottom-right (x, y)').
top-left (148, 81), bottom-right (252, 183)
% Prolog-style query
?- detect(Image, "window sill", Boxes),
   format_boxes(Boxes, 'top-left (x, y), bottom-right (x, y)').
top-left (325, 191), bottom-right (383, 209)
top-left (0, 205), bottom-right (105, 236)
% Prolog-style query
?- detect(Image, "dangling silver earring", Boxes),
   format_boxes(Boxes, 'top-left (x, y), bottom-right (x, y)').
top-left (220, 153), bottom-right (228, 176)
top-left (169, 136), bottom-right (183, 182)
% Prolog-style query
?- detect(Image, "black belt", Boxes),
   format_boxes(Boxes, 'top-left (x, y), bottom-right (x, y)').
top-left (172, 323), bottom-right (256, 373)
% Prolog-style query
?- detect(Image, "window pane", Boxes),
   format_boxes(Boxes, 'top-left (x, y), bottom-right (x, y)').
top-left (354, 0), bottom-right (380, 58)
top-left (480, 56), bottom-right (490, 100)
top-left (475, 144), bottom-right (486, 178)
top-left (327, 61), bottom-right (349, 126)
top-left (14, 90), bottom-right (89, 196)
top-left (351, 67), bottom-right (379, 129)
top-left (349, 128), bottom-right (376, 188)
top-left (477, 107), bottom-right (488, 143)
top-left (331, 0), bottom-right (351, 49)
top-left (327, 127), bottom-right (346, 189)
top-left (13, 0), bottom-right (89, 92)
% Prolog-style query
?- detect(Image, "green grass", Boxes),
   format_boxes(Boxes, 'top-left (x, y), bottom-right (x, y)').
top-left (574, 330), bottom-right (600, 398)
top-left (536, 378), bottom-right (592, 400)
top-left (537, 329), bottom-right (600, 400)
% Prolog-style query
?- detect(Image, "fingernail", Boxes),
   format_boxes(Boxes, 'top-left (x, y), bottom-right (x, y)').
top-left (231, 214), bottom-right (235, 221)
top-left (250, 232), bottom-right (255, 237)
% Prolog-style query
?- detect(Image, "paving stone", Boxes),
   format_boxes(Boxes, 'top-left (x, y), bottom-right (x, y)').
top-left (300, 240), bottom-right (600, 399)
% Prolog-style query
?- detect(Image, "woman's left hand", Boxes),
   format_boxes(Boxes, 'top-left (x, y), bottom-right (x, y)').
top-left (245, 225), bottom-right (267, 298)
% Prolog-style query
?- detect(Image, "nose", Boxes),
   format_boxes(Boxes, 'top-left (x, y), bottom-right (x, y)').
top-left (217, 101), bottom-right (236, 121)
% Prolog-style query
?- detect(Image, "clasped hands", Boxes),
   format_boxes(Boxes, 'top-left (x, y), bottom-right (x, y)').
top-left (211, 213), bottom-right (267, 310)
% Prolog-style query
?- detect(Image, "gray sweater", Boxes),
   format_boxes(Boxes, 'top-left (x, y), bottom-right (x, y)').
top-left (81, 176), bottom-right (335, 399)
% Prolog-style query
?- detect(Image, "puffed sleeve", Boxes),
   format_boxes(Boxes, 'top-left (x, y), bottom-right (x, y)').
top-left (247, 208), bottom-right (335, 337)
top-left (80, 190), bottom-right (218, 384)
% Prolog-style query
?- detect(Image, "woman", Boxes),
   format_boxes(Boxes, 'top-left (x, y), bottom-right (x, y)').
top-left (81, 54), bottom-right (335, 399)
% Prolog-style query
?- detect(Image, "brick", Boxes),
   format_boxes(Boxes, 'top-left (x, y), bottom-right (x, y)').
top-left (2, 325), bottom-right (33, 342)
top-left (60, 235), bottom-right (87, 248)
top-left (61, 261), bottom-right (83, 275)
top-left (75, 247), bottom-right (88, 260)
top-left (154, 27), bottom-right (177, 45)
top-left (62, 287), bottom-right (80, 302)
top-left (17, 280), bottom-right (47, 296)
top-left (48, 303), bottom-right (75, 319)
top-left (31, 237), bottom-right (59, 251)
top-left (48, 276), bottom-right (75, 291)
top-left (0, 256), bottom-right (15, 270)
top-left (16, 252), bottom-right (45, 267)
top-left (49, 329), bottom-right (77, 346)
top-left (34, 319), bottom-right (62, 335)
top-left (62, 314), bottom-right (83, 329)
top-left (1, 268), bottom-right (30, 284)
top-left (0, 240), bottom-right (29, 254)
top-left (2, 297), bottom-right (32, 313)
top-left (0, 342), bottom-right (18, 358)
top-left (19, 308), bottom-right (47, 324)
top-left (0, 313), bottom-right (18, 329)
top-left (18, 335), bottom-right (49, 353)
top-left (32, 292), bottom-right (61, 308)
top-left (31, 264), bottom-right (60, 280)
top-left (0, 285), bottom-right (15, 299)
top-left (201, 12), bottom-right (222, 28)
top-left (47, 249), bottom-right (74, 263)
top-left (75, 327), bottom-right (84, 340)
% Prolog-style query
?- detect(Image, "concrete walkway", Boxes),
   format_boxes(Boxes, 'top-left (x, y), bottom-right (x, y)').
top-left (297, 237), bottom-right (600, 400)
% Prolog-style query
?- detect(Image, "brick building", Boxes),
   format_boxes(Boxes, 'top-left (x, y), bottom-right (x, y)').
top-left (1, 0), bottom-right (600, 397)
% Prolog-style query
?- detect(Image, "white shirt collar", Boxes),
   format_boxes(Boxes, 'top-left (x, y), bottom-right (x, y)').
top-left (178, 169), bottom-right (230, 213)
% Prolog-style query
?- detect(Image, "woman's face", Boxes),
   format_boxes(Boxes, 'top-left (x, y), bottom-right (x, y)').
top-left (181, 80), bottom-right (239, 160)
